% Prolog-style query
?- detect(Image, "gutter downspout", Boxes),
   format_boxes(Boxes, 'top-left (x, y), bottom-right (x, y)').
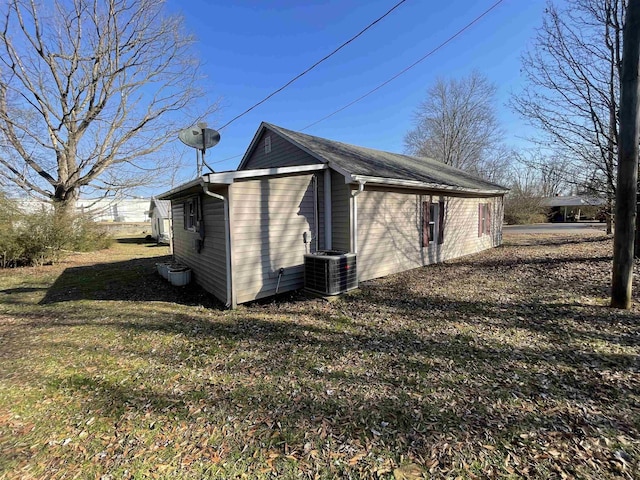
top-left (312, 176), bottom-right (319, 252)
top-left (202, 185), bottom-right (233, 308)
top-left (351, 180), bottom-right (366, 254)
top-left (324, 169), bottom-right (332, 250)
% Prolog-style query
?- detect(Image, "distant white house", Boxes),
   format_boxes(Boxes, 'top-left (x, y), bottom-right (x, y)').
top-left (148, 197), bottom-right (171, 243)
top-left (18, 198), bottom-right (53, 214)
top-left (76, 198), bottom-right (150, 222)
top-left (14, 197), bottom-right (151, 223)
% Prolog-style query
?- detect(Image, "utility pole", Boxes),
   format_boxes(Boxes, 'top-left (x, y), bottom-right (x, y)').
top-left (612, 0), bottom-right (640, 308)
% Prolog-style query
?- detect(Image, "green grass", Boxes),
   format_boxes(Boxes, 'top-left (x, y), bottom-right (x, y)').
top-left (0, 234), bottom-right (638, 479)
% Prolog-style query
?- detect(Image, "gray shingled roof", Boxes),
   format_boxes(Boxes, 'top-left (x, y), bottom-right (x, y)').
top-left (540, 196), bottom-right (605, 207)
top-left (149, 197), bottom-right (170, 218)
top-left (264, 123), bottom-right (508, 193)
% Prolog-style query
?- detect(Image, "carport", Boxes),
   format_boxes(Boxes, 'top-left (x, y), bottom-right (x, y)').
top-left (541, 196), bottom-right (605, 222)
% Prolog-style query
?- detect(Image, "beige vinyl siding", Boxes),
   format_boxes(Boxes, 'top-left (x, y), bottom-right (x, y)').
top-left (357, 189), bottom-right (503, 282)
top-left (357, 190), bottom-right (422, 281)
top-left (171, 194), bottom-right (228, 303)
top-left (438, 196), bottom-right (502, 261)
top-left (230, 174), bottom-right (317, 304)
top-left (241, 129), bottom-right (321, 170)
top-left (331, 170), bottom-right (351, 251)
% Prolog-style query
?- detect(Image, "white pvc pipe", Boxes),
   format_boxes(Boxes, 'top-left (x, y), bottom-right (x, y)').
top-left (312, 175), bottom-right (319, 252)
top-left (351, 180), bottom-right (365, 254)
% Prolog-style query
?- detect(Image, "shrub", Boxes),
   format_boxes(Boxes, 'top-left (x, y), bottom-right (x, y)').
top-left (0, 194), bottom-right (24, 267)
top-left (504, 194), bottom-right (546, 225)
top-left (0, 195), bottom-right (113, 267)
top-left (15, 207), bottom-right (73, 265)
top-left (70, 215), bottom-right (113, 251)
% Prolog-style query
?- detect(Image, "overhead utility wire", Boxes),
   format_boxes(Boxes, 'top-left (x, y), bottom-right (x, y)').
top-left (216, 0), bottom-right (408, 131)
top-left (210, 0), bottom-right (503, 167)
top-left (300, 0), bottom-right (505, 131)
top-left (211, 153), bottom-right (243, 164)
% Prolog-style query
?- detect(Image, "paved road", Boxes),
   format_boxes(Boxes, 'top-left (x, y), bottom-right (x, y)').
top-left (504, 222), bottom-right (607, 235)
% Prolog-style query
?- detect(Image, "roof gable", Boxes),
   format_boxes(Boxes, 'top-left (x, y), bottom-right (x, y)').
top-left (237, 122), bottom-right (322, 170)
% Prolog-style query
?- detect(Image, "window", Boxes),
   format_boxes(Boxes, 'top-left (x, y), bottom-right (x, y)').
top-left (264, 135), bottom-right (272, 154)
top-left (422, 199), bottom-right (445, 246)
top-left (437, 200), bottom-right (445, 244)
top-left (183, 196), bottom-right (201, 231)
top-left (428, 203), bottom-right (436, 243)
top-left (478, 203), bottom-right (491, 236)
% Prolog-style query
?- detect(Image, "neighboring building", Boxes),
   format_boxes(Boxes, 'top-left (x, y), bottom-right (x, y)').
top-left (17, 198), bottom-right (53, 214)
top-left (76, 198), bottom-right (150, 222)
top-left (14, 197), bottom-right (150, 222)
top-left (541, 195), bottom-right (605, 222)
top-left (159, 122), bottom-right (509, 308)
top-left (148, 197), bottom-right (171, 243)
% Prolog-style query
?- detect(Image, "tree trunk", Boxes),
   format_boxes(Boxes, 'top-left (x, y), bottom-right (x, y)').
top-left (636, 189), bottom-right (640, 256)
top-left (611, 0), bottom-right (640, 309)
top-left (606, 193), bottom-right (614, 235)
top-left (52, 186), bottom-right (78, 225)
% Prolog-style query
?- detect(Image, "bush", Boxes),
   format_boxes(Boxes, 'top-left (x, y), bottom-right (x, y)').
top-left (0, 196), bottom-right (113, 267)
top-left (504, 194), bottom-right (546, 225)
top-left (504, 211), bottom-right (548, 225)
top-left (0, 194), bottom-right (24, 267)
top-left (70, 215), bottom-right (114, 251)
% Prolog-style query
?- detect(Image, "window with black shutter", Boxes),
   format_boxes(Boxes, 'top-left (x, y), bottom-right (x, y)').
top-left (423, 199), bottom-right (443, 246)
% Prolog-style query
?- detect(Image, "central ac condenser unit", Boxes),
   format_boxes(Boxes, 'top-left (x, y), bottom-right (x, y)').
top-left (304, 251), bottom-right (357, 295)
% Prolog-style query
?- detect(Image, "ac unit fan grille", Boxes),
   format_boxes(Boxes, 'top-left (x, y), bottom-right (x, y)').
top-left (304, 252), bottom-right (357, 295)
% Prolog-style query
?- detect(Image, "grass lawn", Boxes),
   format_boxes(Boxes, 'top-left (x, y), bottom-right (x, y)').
top-left (0, 234), bottom-right (638, 479)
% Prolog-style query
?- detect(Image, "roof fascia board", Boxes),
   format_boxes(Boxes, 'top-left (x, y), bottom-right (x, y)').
top-left (327, 163), bottom-right (354, 183)
top-left (206, 164), bottom-right (328, 184)
top-left (351, 175), bottom-right (509, 195)
top-left (157, 178), bottom-right (205, 200)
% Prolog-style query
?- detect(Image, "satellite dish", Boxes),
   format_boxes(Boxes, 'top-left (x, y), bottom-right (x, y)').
top-left (178, 124), bottom-right (221, 176)
top-left (179, 127), bottom-right (220, 150)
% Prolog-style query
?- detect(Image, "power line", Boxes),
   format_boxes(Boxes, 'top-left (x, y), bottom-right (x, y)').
top-left (300, 0), bottom-right (505, 131)
top-left (217, 0), bottom-right (408, 131)
top-left (211, 0), bottom-right (504, 168)
top-left (212, 153), bottom-right (243, 165)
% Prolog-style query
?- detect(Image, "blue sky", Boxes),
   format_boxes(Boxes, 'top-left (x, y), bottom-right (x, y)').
top-left (161, 0), bottom-right (550, 188)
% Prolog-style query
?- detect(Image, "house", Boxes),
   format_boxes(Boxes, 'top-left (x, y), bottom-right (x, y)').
top-left (17, 197), bottom-right (151, 222)
top-left (76, 198), bottom-right (150, 222)
top-left (148, 197), bottom-right (171, 243)
top-left (541, 195), bottom-right (605, 222)
top-left (158, 122), bottom-right (508, 308)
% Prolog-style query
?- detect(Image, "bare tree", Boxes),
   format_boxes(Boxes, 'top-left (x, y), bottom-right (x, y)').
top-left (0, 0), bottom-right (215, 215)
top-left (404, 71), bottom-right (508, 183)
top-left (511, 0), bottom-right (624, 233)
top-left (611, 0), bottom-right (640, 309)
top-left (503, 162), bottom-right (547, 225)
top-left (515, 149), bottom-right (571, 197)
